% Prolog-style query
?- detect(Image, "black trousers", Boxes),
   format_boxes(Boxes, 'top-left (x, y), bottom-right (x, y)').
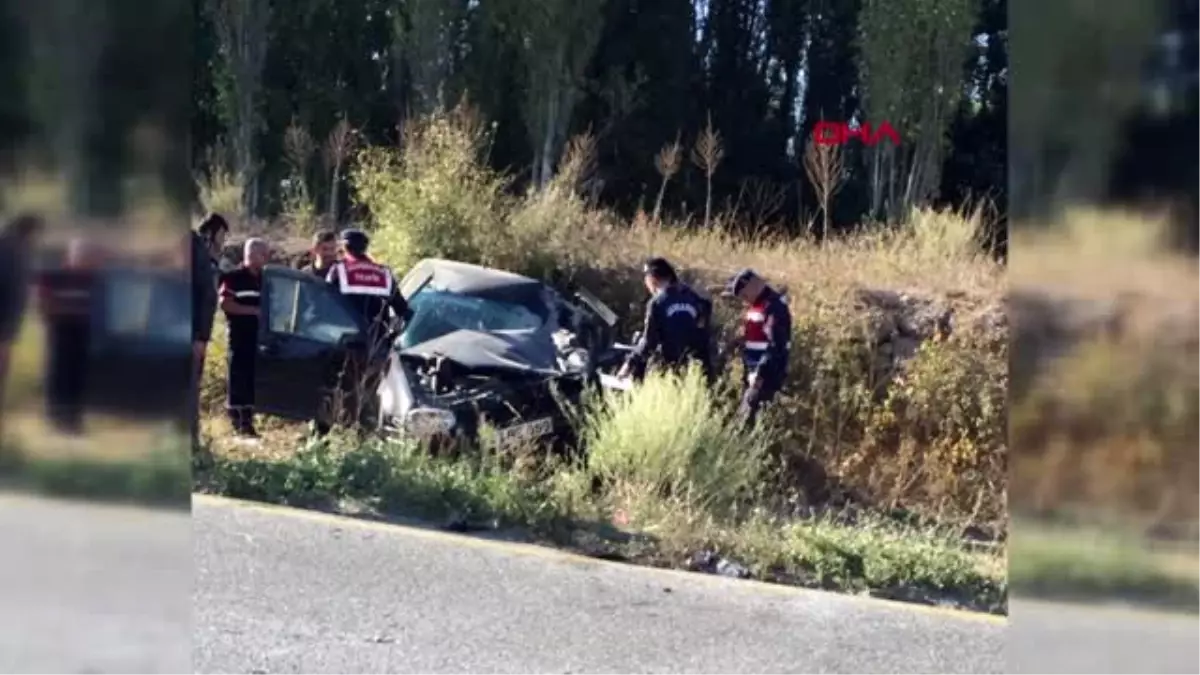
top-left (226, 339), bottom-right (256, 430)
top-left (44, 318), bottom-right (90, 433)
top-left (739, 369), bottom-right (784, 427)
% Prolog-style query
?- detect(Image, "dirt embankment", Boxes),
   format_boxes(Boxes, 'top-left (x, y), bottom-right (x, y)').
top-left (1007, 267), bottom-right (1199, 532)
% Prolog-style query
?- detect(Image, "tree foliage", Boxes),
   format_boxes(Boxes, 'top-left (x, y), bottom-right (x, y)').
top-left (180, 0), bottom-right (1016, 233)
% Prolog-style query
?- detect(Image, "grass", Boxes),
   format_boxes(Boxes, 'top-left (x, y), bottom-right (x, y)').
top-left (0, 422), bottom-right (192, 508)
top-left (578, 367), bottom-right (771, 519)
top-left (1011, 520), bottom-right (1198, 613)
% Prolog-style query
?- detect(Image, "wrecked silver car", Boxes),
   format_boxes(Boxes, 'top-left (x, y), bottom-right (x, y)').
top-left (252, 258), bottom-right (632, 449)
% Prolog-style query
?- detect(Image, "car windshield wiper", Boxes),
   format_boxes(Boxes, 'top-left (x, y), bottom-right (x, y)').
top-left (404, 271), bottom-right (435, 301)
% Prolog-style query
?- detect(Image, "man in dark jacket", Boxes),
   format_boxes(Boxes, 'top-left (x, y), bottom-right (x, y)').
top-left (191, 213), bottom-right (227, 371)
top-left (301, 229), bottom-right (338, 278)
top-left (190, 213), bottom-right (227, 447)
top-left (37, 236), bottom-right (106, 435)
top-left (724, 268), bottom-right (792, 426)
top-left (617, 257), bottom-right (714, 384)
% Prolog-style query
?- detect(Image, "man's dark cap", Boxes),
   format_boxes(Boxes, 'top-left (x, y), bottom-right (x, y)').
top-left (340, 228), bottom-right (370, 253)
top-left (723, 268), bottom-right (759, 296)
top-left (642, 256), bottom-right (677, 281)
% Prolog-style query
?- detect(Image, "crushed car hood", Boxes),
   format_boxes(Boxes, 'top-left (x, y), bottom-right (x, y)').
top-left (398, 329), bottom-right (561, 375)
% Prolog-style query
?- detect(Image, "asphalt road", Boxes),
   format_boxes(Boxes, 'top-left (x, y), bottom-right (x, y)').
top-left (0, 492), bottom-right (193, 673)
top-left (1008, 599), bottom-right (1199, 674)
top-left (3, 493), bottom-right (1196, 673)
top-left (193, 495), bottom-right (1006, 674)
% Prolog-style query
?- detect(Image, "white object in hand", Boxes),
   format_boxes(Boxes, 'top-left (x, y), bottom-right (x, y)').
top-left (599, 373), bottom-right (634, 391)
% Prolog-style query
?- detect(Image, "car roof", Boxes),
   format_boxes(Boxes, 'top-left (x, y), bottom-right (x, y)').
top-left (399, 258), bottom-right (546, 299)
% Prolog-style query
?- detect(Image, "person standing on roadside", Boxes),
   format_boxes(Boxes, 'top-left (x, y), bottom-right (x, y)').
top-left (723, 268), bottom-right (792, 426)
top-left (219, 237), bottom-right (266, 439)
top-left (0, 213), bottom-right (43, 439)
top-left (321, 228), bottom-right (409, 431)
top-left (192, 213), bottom-right (228, 382)
top-left (37, 236), bottom-right (107, 435)
top-left (617, 257), bottom-right (715, 385)
top-left (301, 229), bottom-right (339, 278)
top-left (190, 213), bottom-right (228, 448)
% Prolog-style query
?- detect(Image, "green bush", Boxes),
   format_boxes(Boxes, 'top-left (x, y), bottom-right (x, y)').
top-left (349, 105), bottom-right (511, 272)
top-left (859, 335), bottom-right (1008, 522)
top-left (578, 366), bottom-right (771, 520)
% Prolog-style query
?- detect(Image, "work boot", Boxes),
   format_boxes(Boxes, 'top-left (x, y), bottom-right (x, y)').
top-left (238, 409), bottom-right (260, 439)
top-left (227, 407), bottom-right (258, 439)
top-left (311, 419), bottom-right (331, 438)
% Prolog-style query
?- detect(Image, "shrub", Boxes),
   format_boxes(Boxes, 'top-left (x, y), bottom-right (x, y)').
top-left (348, 105), bottom-right (605, 283)
top-left (194, 152), bottom-right (246, 220)
top-left (348, 104), bottom-right (510, 272)
top-left (578, 366), bottom-right (771, 521)
top-left (860, 334), bottom-right (1008, 523)
top-left (503, 133), bottom-right (610, 279)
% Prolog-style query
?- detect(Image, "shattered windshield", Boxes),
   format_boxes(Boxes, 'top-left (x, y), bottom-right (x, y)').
top-left (398, 288), bottom-right (549, 349)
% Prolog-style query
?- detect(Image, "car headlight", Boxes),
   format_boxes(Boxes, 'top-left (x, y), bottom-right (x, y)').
top-left (403, 407), bottom-right (457, 438)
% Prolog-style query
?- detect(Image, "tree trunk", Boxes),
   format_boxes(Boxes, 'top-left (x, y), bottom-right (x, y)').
top-left (214, 0), bottom-right (269, 217)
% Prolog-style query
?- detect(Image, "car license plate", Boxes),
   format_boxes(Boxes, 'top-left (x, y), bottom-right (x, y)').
top-left (494, 416), bottom-right (554, 448)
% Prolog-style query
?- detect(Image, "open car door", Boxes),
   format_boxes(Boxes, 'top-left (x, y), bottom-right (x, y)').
top-left (255, 265), bottom-right (368, 422)
top-left (87, 266), bottom-right (193, 420)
